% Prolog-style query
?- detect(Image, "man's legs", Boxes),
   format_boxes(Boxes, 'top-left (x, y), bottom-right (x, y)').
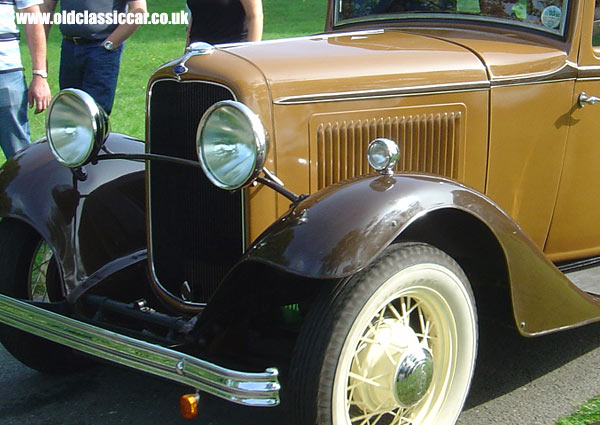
top-left (0, 71), bottom-right (30, 159)
top-left (81, 43), bottom-right (123, 115)
top-left (58, 40), bottom-right (123, 115)
top-left (59, 39), bottom-right (85, 91)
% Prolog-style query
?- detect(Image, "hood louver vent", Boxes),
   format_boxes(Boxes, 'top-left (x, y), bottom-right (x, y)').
top-left (312, 107), bottom-right (464, 191)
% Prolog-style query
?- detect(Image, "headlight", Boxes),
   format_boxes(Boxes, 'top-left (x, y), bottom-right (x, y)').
top-left (367, 138), bottom-right (400, 174)
top-left (46, 89), bottom-right (109, 168)
top-left (196, 101), bottom-right (267, 190)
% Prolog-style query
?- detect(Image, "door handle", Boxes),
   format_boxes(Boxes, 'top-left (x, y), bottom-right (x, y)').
top-left (579, 92), bottom-right (600, 107)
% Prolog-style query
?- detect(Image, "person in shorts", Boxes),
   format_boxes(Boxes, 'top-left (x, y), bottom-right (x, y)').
top-left (0, 0), bottom-right (51, 159)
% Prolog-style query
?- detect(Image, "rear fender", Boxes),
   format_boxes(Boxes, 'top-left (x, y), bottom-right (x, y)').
top-left (210, 174), bottom-right (600, 336)
top-left (0, 134), bottom-right (146, 296)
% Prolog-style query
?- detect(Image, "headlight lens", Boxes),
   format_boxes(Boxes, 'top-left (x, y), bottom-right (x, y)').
top-left (367, 138), bottom-right (400, 173)
top-left (196, 101), bottom-right (267, 190)
top-left (46, 89), bottom-right (108, 167)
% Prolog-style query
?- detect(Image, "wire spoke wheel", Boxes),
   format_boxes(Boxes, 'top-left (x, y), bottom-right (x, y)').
top-left (345, 296), bottom-right (436, 424)
top-left (338, 269), bottom-right (466, 425)
top-left (290, 243), bottom-right (478, 425)
top-left (28, 240), bottom-right (55, 302)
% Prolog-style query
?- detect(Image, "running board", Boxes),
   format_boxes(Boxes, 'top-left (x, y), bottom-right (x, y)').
top-left (558, 256), bottom-right (600, 274)
top-left (563, 266), bottom-right (600, 297)
top-left (0, 295), bottom-right (280, 407)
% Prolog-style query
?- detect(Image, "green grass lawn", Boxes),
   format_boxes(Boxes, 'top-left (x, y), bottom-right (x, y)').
top-left (557, 397), bottom-right (600, 425)
top-left (13, 0), bottom-right (327, 163)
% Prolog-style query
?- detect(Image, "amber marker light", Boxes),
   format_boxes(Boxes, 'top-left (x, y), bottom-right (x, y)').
top-left (180, 393), bottom-right (200, 419)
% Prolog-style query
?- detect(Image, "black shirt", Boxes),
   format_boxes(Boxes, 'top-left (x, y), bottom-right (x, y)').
top-left (187, 0), bottom-right (248, 44)
top-left (58, 0), bottom-right (132, 39)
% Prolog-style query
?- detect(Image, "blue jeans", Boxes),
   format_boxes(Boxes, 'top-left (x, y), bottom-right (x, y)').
top-left (59, 39), bottom-right (123, 115)
top-left (0, 70), bottom-right (30, 159)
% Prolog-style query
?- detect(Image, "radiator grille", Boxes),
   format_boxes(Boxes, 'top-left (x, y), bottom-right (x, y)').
top-left (148, 79), bottom-right (241, 303)
top-left (314, 111), bottom-right (462, 190)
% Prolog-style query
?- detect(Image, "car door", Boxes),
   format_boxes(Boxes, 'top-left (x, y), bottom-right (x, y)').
top-left (544, 0), bottom-right (600, 262)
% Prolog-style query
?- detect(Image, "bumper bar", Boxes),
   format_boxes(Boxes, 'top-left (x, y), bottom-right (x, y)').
top-left (0, 294), bottom-right (280, 406)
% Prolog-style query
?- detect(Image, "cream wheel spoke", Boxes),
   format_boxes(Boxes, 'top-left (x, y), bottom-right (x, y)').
top-left (390, 406), bottom-right (415, 425)
top-left (373, 304), bottom-right (388, 333)
top-left (348, 371), bottom-right (392, 389)
top-left (350, 403), bottom-right (397, 422)
top-left (401, 298), bottom-right (409, 325)
top-left (402, 298), bottom-right (421, 324)
top-left (372, 412), bottom-right (386, 425)
top-left (387, 301), bottom-right (403, 321)
top-left (415, 332), bottom-right (436, 349)
top-left (417, 304), bottom-right (426, 333)
top-left (417, 318), bottom-right (436, 348)
top-left (358, 333), bottom-right (402, 364)
top-left (346, 385), bottom-right (356, 411)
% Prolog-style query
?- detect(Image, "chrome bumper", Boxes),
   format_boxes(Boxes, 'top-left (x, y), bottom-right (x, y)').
top-left (0, 294), bottom-right (280, 406)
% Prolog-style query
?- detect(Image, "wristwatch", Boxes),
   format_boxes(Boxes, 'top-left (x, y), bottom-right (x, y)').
top-left (32, 69), bottom-right (48, 78)
top-left (102, 40), bottom-right (114, 51)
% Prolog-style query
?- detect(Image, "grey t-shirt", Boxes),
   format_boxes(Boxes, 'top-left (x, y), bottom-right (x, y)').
top-left (58, 0), bottom-right (132, 40)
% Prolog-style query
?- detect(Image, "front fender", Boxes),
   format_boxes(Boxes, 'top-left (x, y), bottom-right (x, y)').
top-left (247, 174), bottom-right (484, 277)
top-left (240, 174), bottom-right (600, 335)
top-left (0, 134), bottom-right (146, 294)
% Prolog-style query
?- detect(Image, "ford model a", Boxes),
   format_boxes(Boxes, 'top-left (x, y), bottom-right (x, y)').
top-left (2, 0), bottom-right (600, 423)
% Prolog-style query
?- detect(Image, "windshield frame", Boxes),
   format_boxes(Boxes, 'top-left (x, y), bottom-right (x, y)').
top-left (333, 0), bottom-right (572, 38)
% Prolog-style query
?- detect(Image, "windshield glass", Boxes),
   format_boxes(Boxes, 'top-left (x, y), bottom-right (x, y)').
top-left (335, 0), bottom-right (569, 36)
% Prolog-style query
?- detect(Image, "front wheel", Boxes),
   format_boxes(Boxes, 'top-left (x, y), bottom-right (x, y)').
top-left (0, 219), bottom-right (89, 373)
top-left (290, 243), bottom-right (478, 425)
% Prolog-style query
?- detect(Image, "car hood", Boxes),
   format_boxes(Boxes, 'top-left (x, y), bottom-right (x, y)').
top-left (405, 27), bottom-right (572, 82)
top-left (222, 30), bottom-right (489, 102)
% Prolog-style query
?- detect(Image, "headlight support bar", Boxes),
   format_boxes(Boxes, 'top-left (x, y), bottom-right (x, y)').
top-left (94, 152), bottom-right (308, 204)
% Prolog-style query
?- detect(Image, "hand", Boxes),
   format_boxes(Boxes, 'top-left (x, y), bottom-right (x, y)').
top-left (28, 75), bottom-right (51, 114)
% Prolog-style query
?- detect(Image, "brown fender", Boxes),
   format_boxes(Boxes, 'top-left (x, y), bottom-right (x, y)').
top-left (239, 174), bottom-right (600, 336)
top-left (0, 134), bottom-right (146, 296)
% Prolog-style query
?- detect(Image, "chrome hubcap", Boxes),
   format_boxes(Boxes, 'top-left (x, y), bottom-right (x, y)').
top-left (395, 346), bottom-right (434, 407)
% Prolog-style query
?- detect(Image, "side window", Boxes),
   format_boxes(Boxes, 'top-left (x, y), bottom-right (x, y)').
top-left (594, 0), bottom-right (600, 46)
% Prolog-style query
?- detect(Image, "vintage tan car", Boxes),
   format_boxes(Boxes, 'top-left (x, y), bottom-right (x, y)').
top-left (2, 0), bottom-right (600, 423)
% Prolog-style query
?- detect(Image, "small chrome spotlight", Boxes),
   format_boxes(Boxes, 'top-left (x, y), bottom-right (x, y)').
top-left (367, 138), bottom-right (400, 175)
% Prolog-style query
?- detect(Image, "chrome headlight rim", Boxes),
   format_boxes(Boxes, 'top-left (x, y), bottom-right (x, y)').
top-left (196, 100), bottom-right (268, 190)
top-left (367, 138), bottom-right (400, 174)
top-left (46, 88), bottom-right (109, 168)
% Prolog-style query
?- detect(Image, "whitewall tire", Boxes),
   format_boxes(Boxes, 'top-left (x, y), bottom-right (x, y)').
top-left (290, 243), bottom-right (478, 425)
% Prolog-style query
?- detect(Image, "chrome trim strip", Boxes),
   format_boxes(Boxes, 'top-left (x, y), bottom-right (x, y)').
top-left (274, 81), bottom-right (490, 105)
top-left (0, 295), bottom-right (280, 407)
top-left (274, 61), bottom-right (584, 105)
top-left (147, 78), bottom-right (244, 312)
top-left (489, 61), bottom-right (578, 87)
top-left (219, 29), bottom-right (385, 49)
top-left (577, 65), bottom-right (600, 80)
top-left (490, 77), bottom-right (575, 88)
